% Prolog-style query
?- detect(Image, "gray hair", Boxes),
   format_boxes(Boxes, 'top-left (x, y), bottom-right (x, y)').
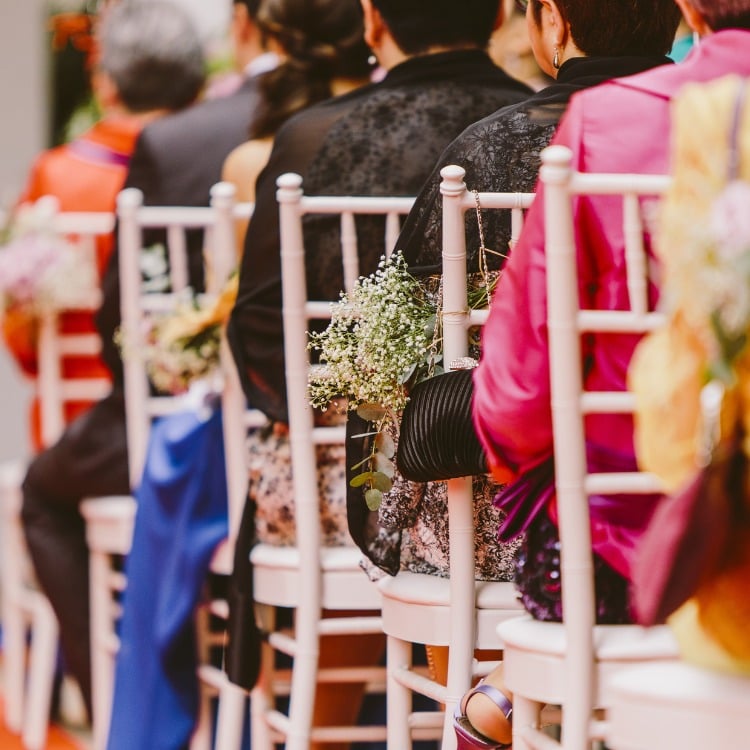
top-left (99, 0), bottom-right (206, 113)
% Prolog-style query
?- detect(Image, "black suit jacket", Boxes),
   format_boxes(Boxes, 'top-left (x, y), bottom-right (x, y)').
top-left (96, 77), bottom-right (263, 384)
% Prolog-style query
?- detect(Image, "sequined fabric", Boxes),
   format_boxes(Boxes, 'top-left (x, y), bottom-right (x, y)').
top-left (515, 512), bottom-right (632, 623)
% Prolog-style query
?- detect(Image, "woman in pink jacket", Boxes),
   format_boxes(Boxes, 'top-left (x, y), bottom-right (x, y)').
top-left (461, 1), bottom-right (750, 747)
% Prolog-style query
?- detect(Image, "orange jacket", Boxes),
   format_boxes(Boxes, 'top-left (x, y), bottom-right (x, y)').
top-left (4, 116), bottom-right (142, 450)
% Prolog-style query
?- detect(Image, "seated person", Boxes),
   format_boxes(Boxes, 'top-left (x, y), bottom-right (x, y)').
top-left (226, 0), bottom-right (533, 737)
top-left (3, 0), bottom-right (202, 451)
top-left (380, 0), bottom-right (679, 686)
top-left (19, 0), bottom-right (205, 720)
top-left (462, 0), bottom-right (750, 745)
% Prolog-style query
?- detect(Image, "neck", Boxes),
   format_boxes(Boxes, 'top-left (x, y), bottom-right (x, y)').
top-left (378, 41), bottom-right (481, 71)
top-left (104, 107), bottom-right (172, 126)
top-left (236, 43), bottom-right (266, 74)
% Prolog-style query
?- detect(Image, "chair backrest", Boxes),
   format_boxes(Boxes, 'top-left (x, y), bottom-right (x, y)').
top-left (116, 182), bottom-right (249, 488)
top-left (276, 171), bottom-right (415, 604)
top-left (439, 164), bottom-right (534, 708)
top-left (36, 200), bottom-right (114, 447)
top-left (540, 144), bottom-right (669, 746)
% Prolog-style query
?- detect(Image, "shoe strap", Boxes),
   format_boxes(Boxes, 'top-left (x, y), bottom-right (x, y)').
top-left (466, 683), bottom-right (513, 722)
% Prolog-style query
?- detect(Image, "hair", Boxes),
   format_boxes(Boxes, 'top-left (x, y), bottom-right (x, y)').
top-left (370, 0), bottom-right (501, 56)
top-left (98, 0), bottom-right (206, 113)
top-left (233, 0), bottom-right (262, 19)
top-left (688, 0), bottom-right (750, 31)
top-left (249, 0), bottom-right (369, 139)
top-left (529, 0), bottom-right (681, 56)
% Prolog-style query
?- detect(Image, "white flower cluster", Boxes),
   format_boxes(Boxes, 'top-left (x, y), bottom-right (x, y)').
top-left (308, 252), bottom-right (435, 413)
top-left (144, 319), bottom-right (221, 396)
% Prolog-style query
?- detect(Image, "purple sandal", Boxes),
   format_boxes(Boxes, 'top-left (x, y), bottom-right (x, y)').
top-left (454, 683), bottom-right (513, 749)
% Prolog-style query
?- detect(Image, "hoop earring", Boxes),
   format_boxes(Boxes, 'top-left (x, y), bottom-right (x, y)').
top-left (552, 46), bottom-right (561, 70)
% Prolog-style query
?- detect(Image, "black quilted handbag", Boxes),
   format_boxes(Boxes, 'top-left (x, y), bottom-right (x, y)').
top-left (396, 368), bottom-right (488, 482)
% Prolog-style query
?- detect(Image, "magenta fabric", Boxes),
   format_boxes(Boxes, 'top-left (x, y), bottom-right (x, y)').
top-left (472, 29), bottom-right (750, 581)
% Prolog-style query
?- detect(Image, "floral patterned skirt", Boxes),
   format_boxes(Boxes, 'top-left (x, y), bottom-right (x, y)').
top-left (379, 469), bottom-right (521, 582)
top-left (248, 407), bottom-right (354, 548)
top-left (515, 511), bottom-right (632, 623)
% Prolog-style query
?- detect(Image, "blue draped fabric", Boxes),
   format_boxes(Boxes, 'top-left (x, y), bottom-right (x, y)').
top-left (107, 405), bottom-right (228, 750)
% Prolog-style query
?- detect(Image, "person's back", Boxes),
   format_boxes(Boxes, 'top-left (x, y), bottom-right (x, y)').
top-left (125, 0), bottom-right (273, 209)
top-left (20, 0), bottom-right (205, 720)
top-left (221, 0), bottom-right (372, 242)
top-left (458, 4), bottom-right (750, 746)
top-left (228, 0), bottom-right (532, 423)
top-left (397, 0), bottom-right (681, 271)
top-left (474, 1), bottom-right (750, 599)
top-left (7, 1), bottom-right (204, 450)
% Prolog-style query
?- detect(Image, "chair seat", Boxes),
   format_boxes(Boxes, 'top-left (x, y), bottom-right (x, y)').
top-left (607, 662), bottom-right (750, 750)
top-left (81, 496), bottom-right (136, 556)
top-left (379, 571), bottom-right (523, 647)
top-left (497, 616), bottom-right (680, 706)
top-left (251, 544), bottom-right (381, 610)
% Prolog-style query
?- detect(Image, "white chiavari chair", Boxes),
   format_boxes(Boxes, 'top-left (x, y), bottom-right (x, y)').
top-left (1, 200), bottom-right (112, 750)
top-left (80, 182), bottom-right (254, 750)
top-left (495, 144), bottom-right (679, 750)
top-left (245, 174), bottom-right (415, 750)
top-left (607, 661), bottom-right (750, 750)
top-left (377, 165), bottom-right (533, 749)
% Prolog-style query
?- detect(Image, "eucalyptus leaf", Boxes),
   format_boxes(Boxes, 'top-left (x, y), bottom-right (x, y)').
top-left (365, 488), bottom-right (383, 511)
top-left (374, 431), bottom-right (395, 458)
top-left (423, 313), bottom-right (436, 337)
top-left (349, 471), bottom-right (373, 488)
top-left (400, 362), bottom-right (417, 384)
top-left (357, 403), bottom-right (387, 422)
top-left (371, 471), bottom-right (393, 493)
top-left (373, 452), bottom-right (395, 478)
top-left (349, 455), bottom-right (372, 472)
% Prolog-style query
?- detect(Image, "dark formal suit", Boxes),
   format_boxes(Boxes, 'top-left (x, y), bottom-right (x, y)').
top-left (21, 73), bottom-right (265, 716)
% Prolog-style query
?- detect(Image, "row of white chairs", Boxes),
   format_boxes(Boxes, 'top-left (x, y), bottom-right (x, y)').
top-left (5, 145), bottom-right (750, 750)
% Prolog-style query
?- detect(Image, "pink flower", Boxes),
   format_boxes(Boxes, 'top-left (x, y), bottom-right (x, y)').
top-left (0, 234), bottom-right (63, 307)
top-left (709, 180), bottom-right (750, 261)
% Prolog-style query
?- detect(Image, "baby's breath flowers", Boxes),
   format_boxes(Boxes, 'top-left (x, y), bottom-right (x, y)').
top-left (308, 252), bottom-right (438, 509)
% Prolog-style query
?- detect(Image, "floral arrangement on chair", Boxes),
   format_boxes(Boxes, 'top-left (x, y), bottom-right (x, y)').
top-left (129, 275), bottom-right (238, 396)
top-left (308, 251), bottom-right (494, 509)
top-left (0, 201), bottom-right (99, 316)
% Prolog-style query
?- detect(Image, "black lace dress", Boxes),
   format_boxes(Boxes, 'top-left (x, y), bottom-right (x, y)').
top-left (352, 54), bottom-right (673, 619)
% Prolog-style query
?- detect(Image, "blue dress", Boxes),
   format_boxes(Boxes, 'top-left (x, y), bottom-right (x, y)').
top-left (107, 403), bottom-right (228, 750)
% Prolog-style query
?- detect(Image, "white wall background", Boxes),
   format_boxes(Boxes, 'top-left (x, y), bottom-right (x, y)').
top-left (0, 0), bottom-right (47, 462)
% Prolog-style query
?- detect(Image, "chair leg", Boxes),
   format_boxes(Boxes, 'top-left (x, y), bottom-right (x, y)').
top-left (284, 632), bottom-right (319, 750)
top-left (22, 595), bottom-right (59, 750)
top-left (512, 696), bottom-right (543, 750)
top-left (250, 605), bottom-right (275, 750)
top-left (214, 680), bottom-right (248, 750)
top-left (190, 606), bottom-right (214, 750)
top-left (386, 635), bottom-right (413, 750)
top-left (2, 590), bottom-right (27, 734)
top-left (89, 549), bottom-right (115, 750)
top-left (1, 474), bottom-right (27, 735)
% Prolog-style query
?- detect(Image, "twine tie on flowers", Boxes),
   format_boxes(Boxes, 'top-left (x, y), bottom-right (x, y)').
top-left (473, 190), bottom-right (507, 311)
